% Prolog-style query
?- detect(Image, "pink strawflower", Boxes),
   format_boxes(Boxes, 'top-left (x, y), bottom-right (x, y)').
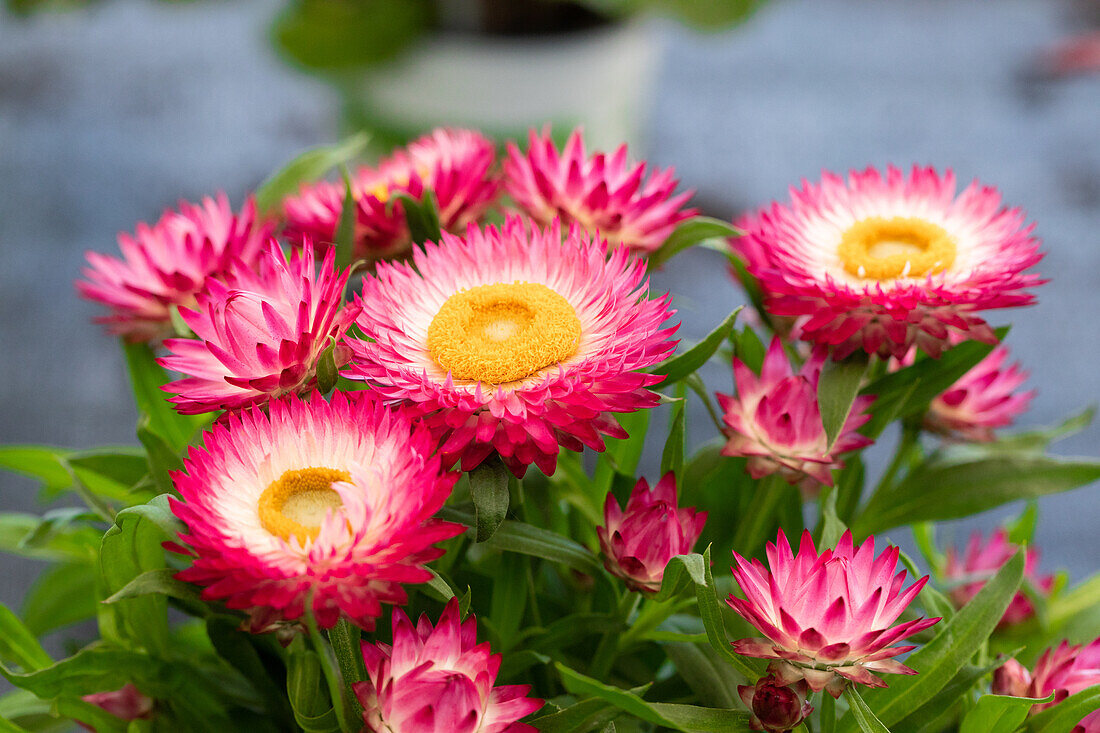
top-left (344, 216), bottom-right (677, 477)
top-left (925, 347), bottom-right (1034, 441)
top-left (717, 336), bottom-right (873, 489)
top-left (734, 166), bottom-right (1044, 359)
top-left (355, 598), bottom-right (543, 733)
top-left (993, 638), bottom-right (1100, 729)
top-left (728, 530), bottom-right (941, 697)
top-left (944, 528), bottom-right (1054, 626)
top-left (597, 473), bottom-right (707, 594)
top-left (78, 684), bottom-right (153, 730)
top-left (504, 127), bottom-right (696, 254)
top-left (77, 193), bottom-right (272, 343)
top-left (158, 240), bottom-right (359, 415)
top-left (170, 393), bottom-right (462, 631)
top-left (737, 676), bottom-right (813, 733)
top-left (283, 128), bottom-right (499, 261)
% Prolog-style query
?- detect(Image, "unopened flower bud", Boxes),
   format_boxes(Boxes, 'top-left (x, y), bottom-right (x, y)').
top-left (737, 676), bottom-right (813, 732)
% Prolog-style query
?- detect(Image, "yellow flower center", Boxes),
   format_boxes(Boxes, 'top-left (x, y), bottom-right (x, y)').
top-left (427, 282), bottom-right (582, 384)
top-left (837, 216), bottom-right (957, 280)
top-left (258, 467), bottom-right (349, 543)
top-left (366, 181), bottom-right (391, 203)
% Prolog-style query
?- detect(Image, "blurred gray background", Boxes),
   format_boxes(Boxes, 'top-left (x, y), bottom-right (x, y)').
top-left (1, 0), bottom-right (1098, 621)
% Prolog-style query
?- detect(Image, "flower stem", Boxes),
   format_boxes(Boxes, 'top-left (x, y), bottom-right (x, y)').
top-left (870, 422), bottom-right (922, 501)
top-left (303, 606), bottom-right (357, 733)
top-left (589, 591), bottom-right (641, 680)
top-left (328, 619), bottom-right (366, 722)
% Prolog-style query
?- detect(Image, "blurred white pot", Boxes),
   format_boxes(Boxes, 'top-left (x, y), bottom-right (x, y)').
top-left (356, 20), bottom-right (659, 148)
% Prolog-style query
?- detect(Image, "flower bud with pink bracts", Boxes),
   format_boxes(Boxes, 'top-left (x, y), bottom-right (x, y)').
top-left (737, 675), bottom-right (813, 732)
top-left (355, 598), bottom-right (543, 733)
top-left (993, 637), bottom-right (1100, 731)
top-left (944, 528), bottom-right (1054, 627)
top-left (718, 337), bottom-right (873, 491)
top-left (925, 346), bottom-right (1034, 441)
top-left (597, 473), bottom-right (707, 594)
top-left (728, 530), bottom-right (940, 698)
top-left (78, 684), bottom-right (153, 730)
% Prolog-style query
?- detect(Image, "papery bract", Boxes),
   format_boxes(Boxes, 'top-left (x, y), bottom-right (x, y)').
top-left (504, 127), bottom-right (696, 254)
top-left (169, 393), bottom-right (462, 631)
top-left (77, 193), bottom-right (271, 343)
top-left (78, 684), bottom-right (154, 730)
top-left (344, 216), bottom-right (677, 477)
top-left (737, 676), bottom-right (813, 732)
top-left (993, 638), bottom-right (1100, 730)
top-left (728, 530), bottom-right (940, 697)
top-left (944, 528), bottom-right (1054, 626)
top-left (717, 336), bottom-right (873, 489)
top-left (158, 240), bottom-right (359, 415)
top-left (734, 166), bottom-right (1044, 359)
top-left (355, 598), bottom-right (542, 733)
top-left (925, 346), bottom-right (1034, 441)
top-left (597, 473), bottom-right (706, 594)
top-left (283, 127), bottom-right (499, 261)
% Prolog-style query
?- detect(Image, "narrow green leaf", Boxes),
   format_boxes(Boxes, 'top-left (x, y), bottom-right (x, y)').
top-left (394, 191), bottom-right (443, 246)
top-left (254, 132), bottom-right (369, 214)
top-left (333, 168), bottom-right (357, 269)
top-left (206, 615), bottom-right (297, 727)
top-left (57, 698), bottom-right (128, 733)
top-left (838, 552), bottom-right (1025, 731)
top-left (818, 354), bottom-right (870, 450)
top-left (21, 561), bottom-right (98, 635)
top-left (960, 693), bottom-right (1053, 733)
top-left (1026, 684), bottom-right (1100, 733)
top-left (661, 398), bottom-right (687, 478)
top-left (653, 553), bottom-right (708, 602)
top-left (730, 325), bottom-right (766, 374)
top-left (136, 419), bottom-right (183, 496)
top-left (314, 340), bottom-right (340, 395)
top-left (0, 513), bottom-right (99, 563)
top-left (437, 507), bottom-right (602, 576)
top-left (122, 340), bottom-right (206, 452)
top-left (0, 446), bottom-right (71, 494)
top-left (102, 568), bottom-right (200, 605)
top-left (469, 460), bottom-right (510, 542)
top-left (0, 647), bottom-right (162, 699)
top-left (285, 637), bottom-right (339, 733)
top-left (1006, 502), bottom-right (1039, 545)
top-left (0, 604), bottom-right (51, 671)
top-left (893, 660), bottom-right (1003, 733)
top-left (531, 698), bottom-right (616, 732)
top-left (648, 216), bottom-right (741, 270)
top-left (663, 639), bottom-right (739, 709)
top-left (695, 547), bottom-right (762, 681)
top-left (846, 687), bottom-right (890, 733)
top-left (490, 552), bottom-right (528, 650)
top-left (816, 484), bottom-right (848, 549)
top-left (0, 715), bottom-right (30, 733)
top-left (855, 454), bottom-right (1100, 536)
top-left (653, 307), bottom-right (743, 384)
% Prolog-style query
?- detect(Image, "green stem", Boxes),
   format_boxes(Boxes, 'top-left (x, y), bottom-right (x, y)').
top-left (329, 619), bottom-right (366, 722)
top-left (303, 607), bottom-right (356, 733)
top-left (870, 422), bottom-right (921, 501)
top-left (589, 591), bottom-right (641, 680)
top-left (732, 475), bottom-right (787, 557)
top-left (684, 373), bottom-right (726, 435)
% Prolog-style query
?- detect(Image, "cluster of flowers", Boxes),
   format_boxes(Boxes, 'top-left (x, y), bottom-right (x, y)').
top-left (74, 126), bottom-right (1096, 732)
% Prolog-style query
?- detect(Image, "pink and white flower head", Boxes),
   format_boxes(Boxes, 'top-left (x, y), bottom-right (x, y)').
top-left (283, 128), bottom-right (499, 262)
top-left (344, 216), bottom-right (677, 477)
top-left (597, 473), bottom-right (707, 594)
top-left (727, 530), bottom-right (941, 698)
top-left (734, 166), bottom-right (1044, 359)
top-left (77, 193), bottom-right (272, 343)
top-left (355, 598), bottom-right (543, 733)
top-left (925, 346), bottom-right (1034, 441)
top-left (944, 528), bottom-right (1055, 627)
top-left (169, 393), bottom-right (462, 631)
top-left (79, 684), bottom-right (154, 730)
top-left (737, 676), bottom-right (813, 733)
top-left (158, 240), bottom-right (360, 415)
top-left (504, 127), bottom-right (696, 255)
top-left (993, 638), bottom-right (1100, 730)
top-left (717, 336), bottom-right (873, 489)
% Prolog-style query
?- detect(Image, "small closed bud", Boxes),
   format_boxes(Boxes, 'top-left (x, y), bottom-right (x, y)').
top-left (737, 676), bottom-right (813, 733)
top-left (79, 684), bottom-right (153, 730)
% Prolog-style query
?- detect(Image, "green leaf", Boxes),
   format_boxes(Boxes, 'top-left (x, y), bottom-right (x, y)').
top-left (333, 168), bottom-right (357, 269)
top-left (469, 460), bottom-right (510, 543)
top-left (661, 398), bottom-right (687, 479)
top-left (21, 561), bottom-right (98, 635)
top-left (969, 407), bottom-right (1095, 456)
top-left (859, 331), bottom-right (1005, 438)
top-left (662, 637), bottom-right (740, 708)
top-left (0, 715), bottom-right (31, 733)
top-left (437, 507), bottom-right (602, 576)
top-left (960, 693), bottom-right (1053, 733)
top-left (653, 307), bottom-right (743, 384)
top-left (489, 552), bottom-right (528, 650)
top-left (730, 326), bottom-right (766, 374)
top-left (0, 604), bottom-right (51, 671)
top-left (57, 698), bottom-right (128, 733)
top-left (893, 660), bottom-right (1003, 733)
top-left (816, 484), bottom-right (848, 549)
top-left (98, 496), bottom-right (179, 653)
top-left (254, 132), bottom-right (369, 214)
top-left (845, 687), bottom-right (890, 733)
top-left (285, 637), bottom-right (339, 732)
top-left (136, 420), bottom-right (183, 497)
top-left (531, 698), bottom-right (616, 733)
top-left (393, 191), bottom-right (442, 246)
top-left (206, 616), bottom-right (296, 726)
top-left (1025, 684), bottom-right (1100, 733)
top-left (0, 446), bottom-right (71, 495)
top-left (556, 662), bottom-right (752, 732)
top-left (652, 553), bottom-right (708, 602)
top-left (643, 0), bottom-right (766, 29)
top-left (838, 551), bottom-right (1025, 732)
top-left (818, 354), bottom-right (870, 450)
top-left (67, 449), bottom-right (150, 502)
top-left (103, 568), bottom-right (200, 605)
top-left (314, 340), bottom-right (341, 395)
top-left (0, 647), bottom-right (161, 699)
top-left (694, 547), bottom-right (762, 682)
top-left (648, 216), bottom-right (741, 270)
top-left (854, 454), bottom-right (1100, 536)
top-left (0, 513), bottom-right (99, 563)
top-left (122, 341), bottom-right (206, 452)
top-left (272, 0), bottom-right (431, 72)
